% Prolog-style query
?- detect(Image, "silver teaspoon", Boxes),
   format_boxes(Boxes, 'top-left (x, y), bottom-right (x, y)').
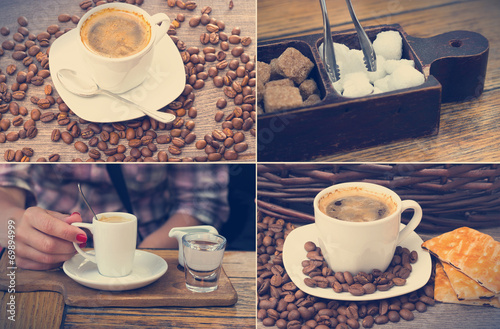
top-left (57, 69), bottom-right (176, 124)
top-left (77, 183), bottom-right (98, 221)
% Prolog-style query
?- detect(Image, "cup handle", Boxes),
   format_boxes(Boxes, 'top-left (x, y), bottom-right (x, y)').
top-left (397, 200), bottom-right (422, 244)
top-left (71, 222), bottom-right (96, 264)
top-left (151, 13), bottom-right (170, 45)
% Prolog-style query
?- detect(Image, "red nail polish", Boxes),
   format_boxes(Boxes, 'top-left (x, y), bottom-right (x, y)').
top-left (76, 234), bottom-right (87, 243)
top-left (72, 212), bottom-right (81, 216)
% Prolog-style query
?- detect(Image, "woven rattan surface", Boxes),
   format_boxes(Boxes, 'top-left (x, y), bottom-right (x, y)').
top-left (257, 164), bottom-right (500, 231)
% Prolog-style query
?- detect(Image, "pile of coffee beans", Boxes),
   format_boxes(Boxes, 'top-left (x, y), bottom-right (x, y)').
top-left (257, 213), bottom-right (436, 328)
top-left (302, 241), bottom-right (418, 296)
top-left (1, 0), bottom-right (255, 162)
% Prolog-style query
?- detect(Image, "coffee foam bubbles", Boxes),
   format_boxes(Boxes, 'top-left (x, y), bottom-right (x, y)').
top-left (81, 8), bottom-right (151, 58)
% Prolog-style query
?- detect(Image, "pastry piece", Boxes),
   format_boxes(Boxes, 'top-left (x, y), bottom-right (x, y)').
top-left (441, 262), bottom-right (495, 300)
top-left (435, 262), bottom-right (500, 308)
top-left (422, 227), bottom-right (500, 293)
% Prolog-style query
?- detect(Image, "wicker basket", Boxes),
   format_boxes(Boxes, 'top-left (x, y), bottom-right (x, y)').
top-left (257, 164), bottom-right (500, 231)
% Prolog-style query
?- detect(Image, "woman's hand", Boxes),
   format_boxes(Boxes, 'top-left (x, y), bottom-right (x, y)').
top-left (13, 207), bottom-right (88, 270)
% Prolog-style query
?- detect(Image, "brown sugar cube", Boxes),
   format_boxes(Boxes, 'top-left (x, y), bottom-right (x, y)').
top-left (257, 79), bottom-right (265, 103)
top-left (276, 47), bottom-right (314, 84)
top-left (256, 104), bottom-right (264, 115)
top-left (257, 61), bottom-right (271, 85)
top-left (263, 86), bottom-right (303, 113)
top-left (303, 93), bottom-right (321, 106)
top-left (299, 79), bottom-right (319, 100)
top-left (265, 78), bottom-right (294, 89)
top-left (269, 58), bottom-right (283, 79)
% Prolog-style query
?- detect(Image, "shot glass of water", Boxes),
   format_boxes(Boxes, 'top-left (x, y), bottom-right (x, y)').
top-left (182, 232), bottom-right (227, 293)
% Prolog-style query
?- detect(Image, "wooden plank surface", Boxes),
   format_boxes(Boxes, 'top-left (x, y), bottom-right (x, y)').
top-left (0, 0), bottom-right (256, 162)
top-left (257, 0), bottom-right (500, 162)
top-left (0, 249), bottom-right (238, 307)
top-left (0, 250), bottom-right (256, 328)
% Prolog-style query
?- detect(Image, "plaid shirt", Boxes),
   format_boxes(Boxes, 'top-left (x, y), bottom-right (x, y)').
top-left (0, 164), bottom-right (229, 242)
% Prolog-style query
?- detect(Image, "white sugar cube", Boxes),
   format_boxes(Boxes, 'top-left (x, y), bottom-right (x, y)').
top-left (333, 79), bottom-right (344, 94)
top-left (373, 75), bottom-right (392, 93)
top-left (342, 72), bottom-right (373, 97)
top-left (388, 65), bottom-right (425, 90)
top-left (384, 59), bottom-right (415, 75)
top-left (366, 55), bottom-right (387, 83)
top-left (373, 31), bottom-right (403, 60)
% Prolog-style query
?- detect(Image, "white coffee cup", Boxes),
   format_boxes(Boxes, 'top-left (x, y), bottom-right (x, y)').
top-left (71, 212), bottom-right (137, 277)
top-left (314, 182), bottom-right (422, 274)
top-left (76, 3), bottom-right (170, 93)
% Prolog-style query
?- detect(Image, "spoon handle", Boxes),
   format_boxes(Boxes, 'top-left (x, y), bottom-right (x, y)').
top-left (99, 90), bottom-right (176, 124)
top-left (78, 183), bottom-right (98, 221)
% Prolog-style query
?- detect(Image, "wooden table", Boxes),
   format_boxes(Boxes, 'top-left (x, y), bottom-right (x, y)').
top-left (258, 0), bottom-right (500, 162)
top-left (0, 250), bottom-right (256, 328)
top-left (257, 225), bottom-right (500, 329)
top-left (0, 0), bottom-right (256, 162)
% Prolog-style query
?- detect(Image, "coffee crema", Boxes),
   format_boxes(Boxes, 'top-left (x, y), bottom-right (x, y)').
top-left (320, 189), bottom-right (396, 222)
top-left (80, 8), bottom-right (151, 58)
top-left (99, 216), bottom-right (132, 223)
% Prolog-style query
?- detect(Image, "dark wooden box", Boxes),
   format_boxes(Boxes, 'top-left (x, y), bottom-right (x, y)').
top-left (257, 24), bottom-right (489, 162)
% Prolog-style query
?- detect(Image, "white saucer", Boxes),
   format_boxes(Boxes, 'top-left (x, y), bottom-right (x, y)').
top-left (49, 29), bottom-right (185, 122)
top-left (283, 223), bottom-right (432, 301)
top-left (63, 250), bottom-right (168, 291)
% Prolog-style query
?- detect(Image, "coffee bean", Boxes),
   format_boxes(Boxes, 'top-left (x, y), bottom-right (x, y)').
top-left (17, 16), bottom-right (28, 26)
top-left (88, 149), bottom-right (101, 160)
top-left (48, 154), bottom-right (60, 162)
top-left (58, 14), bottom-right (71, 22)
top-left (0, 26), bottom-right (9, 36)
top-left (231, 46), bottom-right (244, 57)
top-left (208, 152), bottom-right (222, 161)
top-left (40, 111), bottom-right (55, 123)
top-left (241, 36), bottom-right (252, 46)
top-left (51, 129), bottom-right (61, 142)
top-left (224, 86), bottom-right (237, 98)
top-left (109, 132), bottom-right (119, 145)
top-left (2, 40), bottom-right (15, 51)
top-left (31, 76), bottom-right (44, 86)
top-left (74, 141), bottom-right (88, 153)
top-left (47, 24), bottom-right (60, 35)
top-left (12, 116), bottom-right (23, 127)
top-left (189, 16), bottom-right (201, 27)
top-left (6, 131), bottom-right (19, 142)
top-left (168, 145), bottom-right (182, 155)
top-left (4, 149), bottom-right (15, 161)
top-left (25, 126), bottom-right (36, 138)
top-left (209, 32), bottom-right (219, 44)
top-left (30, 108), bottom-right (40, 120)
top-left (157, 151), bottom-right (168, 162)
top-left (21, 147), bottom-right (34, 157)
top-left (12, 91), bottom-right (26, 101)
top-left (212, 129), bottom-right (227, 141)
top-left (228, 35), bottom-right (241, 44)
top-left (59, 131), bottom-right (73, 144)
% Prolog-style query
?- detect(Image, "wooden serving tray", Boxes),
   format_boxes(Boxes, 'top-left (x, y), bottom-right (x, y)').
top-left (257, 24), bottom-right (489, 161)
top-left (0, 249), bottom-right (238, 308)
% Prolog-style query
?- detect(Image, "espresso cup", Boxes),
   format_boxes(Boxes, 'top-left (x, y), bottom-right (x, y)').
top-left (314, 182), bottom-right (422, 274)
top-left (71, 212), bottom-right (137, 277)
top-left (76, 3), bottom-right (170, 93)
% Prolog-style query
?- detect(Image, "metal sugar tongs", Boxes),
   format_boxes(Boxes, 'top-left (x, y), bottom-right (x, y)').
top-left (319, 0), bottom-right (340, 82)
top-left (319, 0), bottom-right (377, 83)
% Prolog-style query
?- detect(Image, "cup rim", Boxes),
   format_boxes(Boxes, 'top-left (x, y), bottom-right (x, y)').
top-left (94, 211), bottom-right (137, 224)
top-left (77, 2), bottom-right (156, 62)
top-left (182, 232), bottom-right (227, 250)
top-left (314, 182), bottom-right (402, 226)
